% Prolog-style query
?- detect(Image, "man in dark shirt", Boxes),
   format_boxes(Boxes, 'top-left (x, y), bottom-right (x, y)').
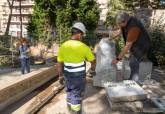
top-left (111, 12), bottom-right (150, 81)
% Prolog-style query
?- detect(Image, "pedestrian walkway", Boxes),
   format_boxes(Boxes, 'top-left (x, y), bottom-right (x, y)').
top-left (0, 65), bottom-right (51, 88)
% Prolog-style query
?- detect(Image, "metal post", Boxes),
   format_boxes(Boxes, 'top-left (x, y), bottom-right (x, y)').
top-left (10, 35), bottom-right (14, 67)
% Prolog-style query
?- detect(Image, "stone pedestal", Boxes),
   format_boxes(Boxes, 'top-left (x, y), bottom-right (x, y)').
top-left (93, 38), bottom-right (117, 87)
top-left (122, 59), bottom-right (153, 81)
top-left (122, 59), bottom-right (131, 80)
top-left (93, 68), bottom-right (117, 87)
top-left (139, 61), bottom-right (153, 80)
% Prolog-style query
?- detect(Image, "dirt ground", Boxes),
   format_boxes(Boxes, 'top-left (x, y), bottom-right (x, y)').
top-left (1, 67), bottom-right (164, 114)
top-left (37, 67), bottom-right (165, 114)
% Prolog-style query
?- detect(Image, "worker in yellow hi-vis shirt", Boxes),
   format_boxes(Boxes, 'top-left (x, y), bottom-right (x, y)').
top-left (57, 22), bottom-right (95, 114)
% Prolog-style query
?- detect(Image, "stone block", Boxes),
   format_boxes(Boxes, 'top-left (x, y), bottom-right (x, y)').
top-left (94, 38), bottom-right (117, 87)
top-left (139, 61), bottom-right (153, 80)
top-left (122, 59), bottom-right (153, 81)
top-left (93, 68), bottom-right (117, 87)
top-left (122, 59), bottom-right (131, 80)
top-left (104, 80), bottom-right (147, 103)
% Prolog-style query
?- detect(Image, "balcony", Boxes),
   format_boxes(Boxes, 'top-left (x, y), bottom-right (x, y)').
top-left (10, 18), bottom-right (29, 24)
top-left (12, 1), bottom-right (34, 7)
top-left (12, 10), bottom-right (32, 15)
top-left (1, 2), bottom-right (8, 7)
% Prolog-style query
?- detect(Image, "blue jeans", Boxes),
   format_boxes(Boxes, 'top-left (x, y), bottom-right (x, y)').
top-left (129, 55), bottom-right (140, 81)
top-left (20, 58), bottom-right (30, 74)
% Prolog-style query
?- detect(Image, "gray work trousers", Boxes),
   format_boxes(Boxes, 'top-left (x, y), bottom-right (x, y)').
top-left (129, 55), bottom-right (140, 81)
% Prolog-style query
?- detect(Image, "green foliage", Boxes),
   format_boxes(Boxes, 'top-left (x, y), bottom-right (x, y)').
top-left (74, 0), bottom-right (100, 30)
top-left (83, 32), bottom-right (101, 47)
top-left (105, 0), bottom-right (126, 54)
top-left (28, 0), bottom-right (100, 44)
top-left (0, 55), bottom-right (20, 67)
top-left (148, 17), bottom-right (165, 66)
top-left (27, 4), bottom-right (50, 44)
top-left (105, 0), bottom-right (126, 28)
top-left (0, 56), bottom-right (12, 66)
top-left (105, 11), bottom-right (118, 28)
top-left (0, 35), bottom-right (10, 48)
top-left (105, 0), bottom-right (164, 28)
top-left (105, 0), bottom-right (165, 66)
top-left (0, 46), bottom-right (10, 54)
top-left (0, 35), bottom-right (10, 54)
top-left (115, 36), bottom-right (124, 54)
top-left (56, 26), bottom-right (72, 44)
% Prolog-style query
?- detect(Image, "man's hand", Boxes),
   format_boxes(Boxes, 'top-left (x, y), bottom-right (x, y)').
top-left (59, 76), bottom-right (64, 85)
top-left (111, 59), bottom-right (119, 65)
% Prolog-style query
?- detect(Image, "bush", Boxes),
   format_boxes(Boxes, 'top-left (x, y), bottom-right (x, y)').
top-left (115, 36), bottom-right (124, 55)
top-left (148, 17), bottom-right (165, 66)
top-left (83, 32), bottom-right (101, 47)
top-left (0, 56), bottom-right (12, 66)
top-left (0, 46), bottom-right (10, 55)
top-left (0, 55), bottom-right (20, 67)
top-left (0, 35), bottom-right (10, 48)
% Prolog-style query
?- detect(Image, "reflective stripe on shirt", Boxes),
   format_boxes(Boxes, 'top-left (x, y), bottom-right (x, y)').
top-left (64, 62), bottom-right (85, 73)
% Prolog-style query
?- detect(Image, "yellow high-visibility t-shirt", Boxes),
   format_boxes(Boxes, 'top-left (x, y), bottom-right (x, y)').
top-left (57, 40), bottom-right (95, 63)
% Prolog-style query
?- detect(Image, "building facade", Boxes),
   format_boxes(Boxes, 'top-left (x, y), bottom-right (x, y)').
top-left (0, 0), bottom-right (34, 37)
top-left (0, 0), bottom-right (108, 37)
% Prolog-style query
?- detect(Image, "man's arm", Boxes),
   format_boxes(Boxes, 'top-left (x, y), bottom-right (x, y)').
top-left (57, 62), bottom-right (64, 85)
top-left (112, 27), bottom-right (141, 64)
top-left (91, 59), bottom-right (96, 71)
top-left (118, 42), bottom-right (132, 59)
top-left (57, 62), bottom-right (63, 77)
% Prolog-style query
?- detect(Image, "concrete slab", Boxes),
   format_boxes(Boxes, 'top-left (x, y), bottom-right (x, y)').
top-left (104, 80), bottom-right (147, 102)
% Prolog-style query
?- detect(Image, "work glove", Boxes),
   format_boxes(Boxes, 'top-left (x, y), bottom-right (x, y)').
top-left (59, 76), bottom-right (64, 85)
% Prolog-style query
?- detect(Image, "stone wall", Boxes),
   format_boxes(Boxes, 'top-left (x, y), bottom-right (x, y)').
top-left (134, 9), bottom-right (165, 27)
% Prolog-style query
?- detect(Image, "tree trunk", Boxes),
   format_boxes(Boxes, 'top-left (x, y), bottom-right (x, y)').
top-left (5, 0), bottom-right (14, 35)
top-left (19, 0), bottom-right (22, 38)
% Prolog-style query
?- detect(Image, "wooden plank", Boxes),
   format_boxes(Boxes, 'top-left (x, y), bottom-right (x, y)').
top-left (25, 82), bottom-right (64, 114)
